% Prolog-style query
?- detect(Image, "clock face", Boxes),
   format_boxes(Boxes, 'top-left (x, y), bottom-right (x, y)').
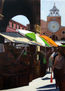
top-left (48, 21), bottom-right (60, 32)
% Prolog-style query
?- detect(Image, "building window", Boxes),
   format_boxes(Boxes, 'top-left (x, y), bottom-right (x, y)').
top-left (22, 27), bottom-right (24, 29)
top-left (17, 25), bottom-right (19, 29)
top-left (12, 23), bottom-right (13, 28)
top-left (19, 25), bottom-right (20, 29)
top-left (62, 31), bottom-right (65, 34)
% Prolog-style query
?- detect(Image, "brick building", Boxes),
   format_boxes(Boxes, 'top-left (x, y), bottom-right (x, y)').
top-left (6, 20), bottom-right (27, 32)
top-left (41, 3), bottom-right (65, 40)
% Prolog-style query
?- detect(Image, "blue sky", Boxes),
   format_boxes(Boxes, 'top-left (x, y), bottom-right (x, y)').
top-left (12, 15), bottom-right (30, 26)
top-left (12, 0), bottom-right (65, 26)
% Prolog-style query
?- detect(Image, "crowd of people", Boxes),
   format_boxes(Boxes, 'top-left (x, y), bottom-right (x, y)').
top-left (48, 47), bottom-right (65, 91)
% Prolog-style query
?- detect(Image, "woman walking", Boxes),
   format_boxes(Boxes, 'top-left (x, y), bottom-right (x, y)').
top-left (53, 50), bottom-right (65, 91)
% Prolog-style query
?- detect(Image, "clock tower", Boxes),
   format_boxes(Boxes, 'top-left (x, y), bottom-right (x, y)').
top-left (47, 3), bottom-right (61, 33)
top-left (41, 3), bottom-right (65, 40)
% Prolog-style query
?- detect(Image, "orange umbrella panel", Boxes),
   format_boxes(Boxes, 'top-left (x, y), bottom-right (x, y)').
top-left (40, 35), bottom-right (58, 47)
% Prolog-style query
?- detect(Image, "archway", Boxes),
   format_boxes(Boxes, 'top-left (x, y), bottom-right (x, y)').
top-left (12, 15), bottom-right (30, 26)
top-left (0, 0), bottom-right (40, 89)
top-left (50, 35), bottom-right (58, 40)
top-left (6, 15), bottom-right (30, 32)
top-left (0, 0), bottom-right (40, 42)
top-left (61, 38), bottom-right (65, 40)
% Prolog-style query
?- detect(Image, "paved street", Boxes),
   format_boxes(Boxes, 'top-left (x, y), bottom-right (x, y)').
top-left (2, 72), bottom-right (59, 91)
top-left (36, 72), bottom-right (59, 91)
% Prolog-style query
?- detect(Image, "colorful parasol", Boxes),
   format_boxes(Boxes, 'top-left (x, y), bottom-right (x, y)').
top-left (16, 29), bottom-right (46, 46)
top-left (16, 29), bottom-right (59, 47)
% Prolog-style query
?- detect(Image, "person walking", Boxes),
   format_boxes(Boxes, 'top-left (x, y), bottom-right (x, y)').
top-left (53, 50), bottom-right (65, 91)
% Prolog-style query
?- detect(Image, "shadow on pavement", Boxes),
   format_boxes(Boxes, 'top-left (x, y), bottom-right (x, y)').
top-left (37, 84), bottom-right (59, 91)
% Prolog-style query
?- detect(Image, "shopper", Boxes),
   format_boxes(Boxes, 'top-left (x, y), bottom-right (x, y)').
top-left (53, 50), bottom-right (65, 91)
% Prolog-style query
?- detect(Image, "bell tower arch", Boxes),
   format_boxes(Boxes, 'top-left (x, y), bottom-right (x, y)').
top-left (47, 3), bottom-right (61, 27)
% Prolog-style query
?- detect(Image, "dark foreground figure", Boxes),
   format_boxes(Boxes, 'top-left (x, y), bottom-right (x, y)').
top-left (53, 48), bottom-right (65, 91)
